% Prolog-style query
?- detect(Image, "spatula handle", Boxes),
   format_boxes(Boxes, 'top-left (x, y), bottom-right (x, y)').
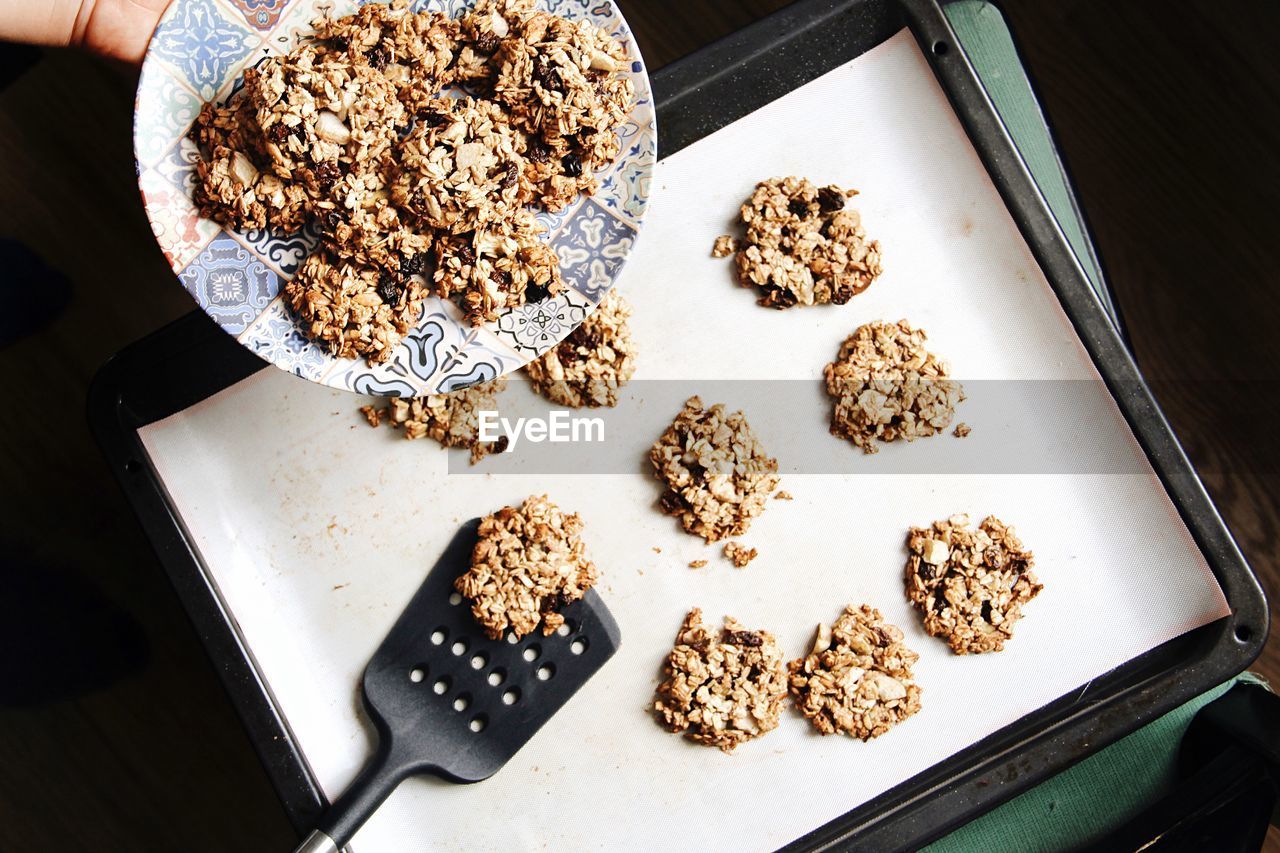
top-left (293, 739), bottom-right (409, 852)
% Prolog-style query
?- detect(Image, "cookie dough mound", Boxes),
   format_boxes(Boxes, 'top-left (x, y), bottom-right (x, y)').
top-left (391, 97), bottom-right (529, 233)
top-left (824, 320), bottom-right (965, 454)
top-left (653, 609), bottom-right (787, 753)
top-left (649, 396), bottom-right (781, 542)
top-left (456, 494), bottom-right (599, 640)
top-left (718, 176), bottom-right (883, 308)
top-left (284, 246), bottom-right (425, 363)
top-left (905, 514), bottom-right (1042, 654)
top-left (789, 605), bottom-right (922, 739)
top-left (433, 206), bottom-right (563, 325)
top-left (360, 377), bottom-right (508, 463)
top-left (493, 10), bottom-right (635, 210)
top-left (524, 289), bottom-right (636, 407)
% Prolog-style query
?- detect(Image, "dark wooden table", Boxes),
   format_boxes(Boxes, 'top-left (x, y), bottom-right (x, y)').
top-left (1, 1), bottom-right (1276, 849)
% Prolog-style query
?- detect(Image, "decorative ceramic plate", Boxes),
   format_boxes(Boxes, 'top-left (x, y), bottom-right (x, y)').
top-left (134, 0), bottom-right (655, 396)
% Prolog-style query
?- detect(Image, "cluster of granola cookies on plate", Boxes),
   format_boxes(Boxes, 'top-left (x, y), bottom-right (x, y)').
top-left (455, 494), bottom-right (599, 639)
top-left (192, 0), bottom-right (635, 361)
top-left (824, 320), bottom-right (966, 453)
top-left (360, 376), bottom-right (507, 463)
top-left (653, 609), bottom-right (788, 753)
top-left (715, 176), bottom-right (883, 308)
top-left (789, 605), bottom-right (922, 739)
top-left (524, 289), bottom-right (636, 407)
top-left (649, 396), bottom-right (782, 542)
top-left (905, 514), bottom-right (1042, 654)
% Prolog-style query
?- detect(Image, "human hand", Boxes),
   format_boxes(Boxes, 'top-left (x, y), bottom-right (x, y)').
top-left (0, 0), bottom-right (171, 66)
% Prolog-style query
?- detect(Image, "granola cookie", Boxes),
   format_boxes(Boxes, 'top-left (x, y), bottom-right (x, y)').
top-left (523, 289), bottom-right (636, 407)
top-left (359, 377), bottom-right (508, 463)
top-left (192, 97), bottom-right (312, 233)
top-left (284, 246), bottom-right (424, 363)
top-left (824, 320), bottom-right (965, 454)
top-left (455, 494), bottom-right (599, 639)
top-left (789, 605), bottom-right (922, 739)
top-left (433, 206), bottom-right (563, 324)
top-left (310, 1), bottom-right (460, 115)
top-left (717, 177), bottom-right (883, 308)
top-left (905, 514), bottom-right (1042, 654)
top-left (649, 396), bottom-right (781, 542)
top-left (391, 97), bottom-right (529, 233)
top-left (493, 10), bottom-right (634, 210)
top-left (246, 46), bottom-right (407, 193)
top-left (653, 609), bottom-right (788, 753)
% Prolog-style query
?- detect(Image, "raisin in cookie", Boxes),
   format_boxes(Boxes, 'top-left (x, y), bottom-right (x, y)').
top-left (789, 605), bottom-right (922, 739)
top-left (524, 289), bottom-right (636, 408)
top-left (905, 514), bottom-right (1042, 654)
top-left (649, 396), bottom-right (781, 542)
top-left (653, 609), bottom-right (787, 753)
top-left (824, 320), bottom-right (965, 454)
top-left (456, 494), bottom-right (598, 640)
top-left (717, 176), bottom-right (883, 308)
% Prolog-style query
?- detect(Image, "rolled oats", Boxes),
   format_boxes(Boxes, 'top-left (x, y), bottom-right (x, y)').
top-left (359, 377), bottom-right (508, 463)
top-left (688, 559), bottom-right (708, 569)
top-left (904, 514), bottom-right (1042, 655)
top-left (524, 289), bottom-right (636, 407)
top-left (824, 320), bottom-right (965, 453)
top-left (717, 177), bottom-right (883, 308)
top-left (455, 494), bottom-right (598, 639)
top-left (649, 396), bottom-right (781, 542)
top-left (190, 0), bottom-right (636, 359)
top-left (953, 422), bottom-right (972, 438)
top-left (789, 605), bottom-right (922, 739)
top-left (653, 609), bottom-right (788, 753)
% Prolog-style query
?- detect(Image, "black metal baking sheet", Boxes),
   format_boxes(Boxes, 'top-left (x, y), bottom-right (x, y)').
top-left (89, 0), bottom-right (1265, 849)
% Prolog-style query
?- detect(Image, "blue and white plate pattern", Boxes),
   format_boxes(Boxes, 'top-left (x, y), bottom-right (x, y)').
top-left (135, 0), bottom-right (655, 395)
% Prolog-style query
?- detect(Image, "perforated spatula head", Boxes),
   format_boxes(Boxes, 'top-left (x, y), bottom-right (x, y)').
top-left (295, 519), bottom-right (621, 853)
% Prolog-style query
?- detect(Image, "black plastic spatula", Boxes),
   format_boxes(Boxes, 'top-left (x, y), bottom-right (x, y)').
top-left (294, 519), bottom-right (621, 853)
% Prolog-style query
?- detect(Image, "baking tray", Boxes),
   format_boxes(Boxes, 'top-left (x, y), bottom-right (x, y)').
top-left (88, 0), bottom-right (1265, 849)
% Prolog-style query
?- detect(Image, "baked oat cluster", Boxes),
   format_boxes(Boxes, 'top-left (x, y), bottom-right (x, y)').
top-left (456, 494), bottom-right (599, 639)
top-left (789, 605), bottom-right (922, 739)
top-left (359, 377), bottom-right (507, 463)
top-left (722, 541), bottom-right (758, 568)
top-left (191, 0), bottom-right (635, 360)
top-left (905, 514), bottom-right (1042, 655)
top-left (524, 289), bottom-right (636, 407)
top-left (715, 177), bottom-right (883, 308)
top-left (653, 609), bottom-right (788, 753)
top-left (649, 396), bottom-right (781, 542)
top-left (824, 320), bottom-right (965, 454)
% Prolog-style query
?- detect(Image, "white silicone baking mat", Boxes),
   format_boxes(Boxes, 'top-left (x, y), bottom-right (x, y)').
top-left (139, 30), bottom-right (1230, 852)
